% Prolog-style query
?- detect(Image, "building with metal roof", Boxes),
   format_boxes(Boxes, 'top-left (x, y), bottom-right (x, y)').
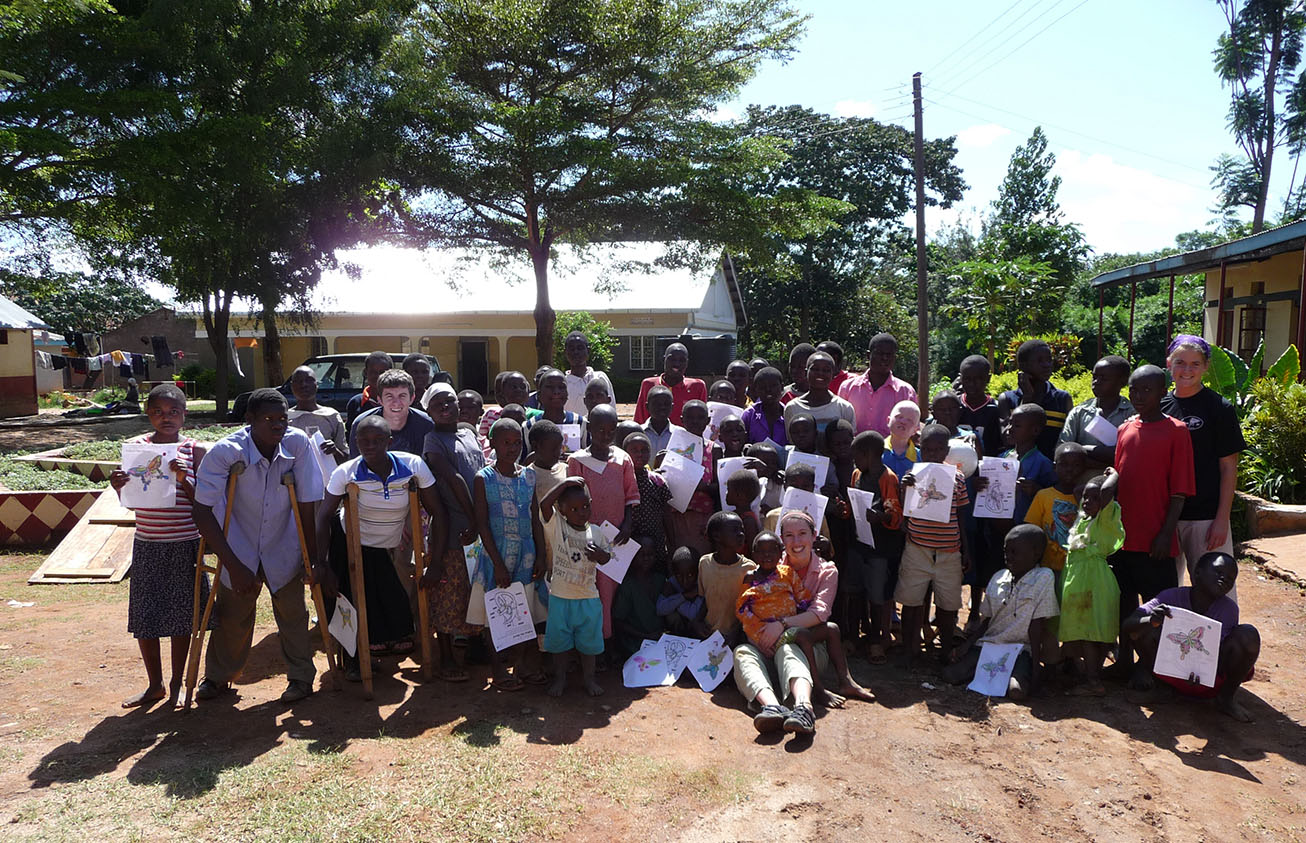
top-left (0, 294), bottom-right (52, 417)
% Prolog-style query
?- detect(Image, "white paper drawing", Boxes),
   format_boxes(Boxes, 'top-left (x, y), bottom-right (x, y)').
top-left (1154, 606), bottom-right (1221, 687)
top-left (464, 541), bottom-right (480, 580)
top-left (1084, 413), bottom-right (1119, 447)
top-left (687, 631), bottom-right (733, 692)
top-left (659, 450), bottom-right (705, 514)
top-left (784, 447), bottom-right (830, 487)
top-left (717, 456), bottom-right (762, 516)
top-left (657, 633), bottom-right (698, 682)
top-left (779, 486), bottom-right (828, 532)
top-left (967, 642), bottom-right (1024, 696)
top-left (973, 457), bottom-right (1019, 520)
top-left (902, 462), bottom-right (956, 524)
top-left (328, 593), bottom-right (359, 657)
top-left (309, 431), bottom-right (338, 486)
top-left (484, 582), bottom-right (538, 652)
top-left (558, 423), bottom-right (584, 453)
top-left (847, 487), bottom-right (877, 548)
top-left (665, 428), bottom-right (706, 466)
top-left (596, 521), bottom-right (639, 584)
top-left (623, 638), bottom-right (674, 688)
top-left (118, 442), bottom-right (179, 509)
top-left (705, 401), bottom-right (738, 443)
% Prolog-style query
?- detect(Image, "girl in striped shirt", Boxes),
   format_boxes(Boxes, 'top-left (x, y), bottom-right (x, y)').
top-left (109, 384), bottom-right (208, 709)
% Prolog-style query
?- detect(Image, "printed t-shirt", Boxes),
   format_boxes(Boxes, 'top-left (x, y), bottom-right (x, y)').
top-left (1114, 416), bottom-right (1196, 555)
top-left (328, 452), bottom-right (435, 548)
top-left (699, 554), bottom-right (757, 636)
top-left (1161, 387), bottom-right (1246, 521)
top-left (543, 514), bottom-right (611, 600)
top-left (1024, 486), bottom-right (1078, 570)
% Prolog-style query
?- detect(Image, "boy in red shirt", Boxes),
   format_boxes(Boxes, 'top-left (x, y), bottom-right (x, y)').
top-left (633, 342), bottom-right (707, 425)
top-left (1110, 364), bottom-right (1195, 671)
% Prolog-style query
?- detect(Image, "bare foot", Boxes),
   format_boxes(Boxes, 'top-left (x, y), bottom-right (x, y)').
top-left (547, 676), bottom-right (567, 698)
top-left (584, 679), bottom-right (604, 697)
top-left (839, 682), bottom-right (875, 703)
top-left (122, 687), bottom-right (167, 709)
top-left (815, 687), bottom-right (845, 708)
top-left (1216, 695), bottom-right (1253, 722)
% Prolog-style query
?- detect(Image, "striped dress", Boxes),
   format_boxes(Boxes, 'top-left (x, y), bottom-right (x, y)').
top-left (126, 434), bottom-right (208, 639)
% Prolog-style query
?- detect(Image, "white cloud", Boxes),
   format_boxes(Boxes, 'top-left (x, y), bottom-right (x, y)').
top-left (955, 123), bottom-right (1012, 149)
top-left (1053, 148), bottom-right (1214, 254)
top-left (702, 104), bottom-right (740, 123)
top-left (834, 99), bottom-right (876, 118)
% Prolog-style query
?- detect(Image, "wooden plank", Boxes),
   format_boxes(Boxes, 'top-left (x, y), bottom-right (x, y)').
top-left (43, 568), bottom-right (117, 578)
top-left (86, 490), bottom-right (135, 526)
top-left (88, 527), bottom-right (134, 569)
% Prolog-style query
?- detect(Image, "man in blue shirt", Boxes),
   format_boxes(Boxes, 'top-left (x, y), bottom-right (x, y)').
top-left (193, 389), bottom-right (326, 703)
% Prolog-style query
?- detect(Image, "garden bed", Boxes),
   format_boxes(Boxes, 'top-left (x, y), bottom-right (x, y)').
top-left (7, 424), bottom-right (241, 481)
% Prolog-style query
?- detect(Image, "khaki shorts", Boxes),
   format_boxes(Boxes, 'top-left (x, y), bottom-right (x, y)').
top-left (894, 539), bottom-right (963, 611)
top-left (1175, 519), bottom-right (1237, 603)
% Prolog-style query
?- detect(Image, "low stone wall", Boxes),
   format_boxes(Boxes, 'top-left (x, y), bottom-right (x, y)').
top-left (0, 489), bottom-right (98, 546)
top-left (1238, 491), bottom-right (1306, 538)
top-left (12, 448), bottom-right (117, 481)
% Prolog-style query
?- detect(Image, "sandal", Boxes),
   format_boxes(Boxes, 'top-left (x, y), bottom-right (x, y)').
top-left (390, 639), bottom-right (415, 656)
top-left (783, 704), bottom-right (816, 735)
top-left (439, 667), bottom-right (469, 683)
top-left (493, 676), bottom-right (525, 692)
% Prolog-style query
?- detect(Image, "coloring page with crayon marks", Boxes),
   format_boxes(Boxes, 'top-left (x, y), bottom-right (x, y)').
top-left (119, 443), bottom-right (178, 509)
top-left (902, 463), bottom-right (955, 524)
top-left (659, 450), bottom-right (705, 514)
top-left (657, 633), bottom-right (698, 683)
top-left (623, 638), bottom-right (673, 688)
top-left (967, 642), bottom-right (1023, 697)
top-left (665, 428), bottom-right (705, 466)
top-left (484, 582), bottom-right (537, 652)
top-left (1155, 606), bottom-right (1221, 687)
top-left (329, 594), bottom-right (359, 657)
top-left (705, 401), bottom-right (738, 443)
top-left (973, 457), bottom-right (1019, 520)
top-left (687, 631), bottom-right (733, 692)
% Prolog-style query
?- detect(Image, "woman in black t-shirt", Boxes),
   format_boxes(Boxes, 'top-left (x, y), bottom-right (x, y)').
top-left (1161, 335), bottom-right (1246, 598)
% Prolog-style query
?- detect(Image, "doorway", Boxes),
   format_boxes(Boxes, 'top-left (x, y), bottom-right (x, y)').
top-left (460, 339), bottom-right (488, 394)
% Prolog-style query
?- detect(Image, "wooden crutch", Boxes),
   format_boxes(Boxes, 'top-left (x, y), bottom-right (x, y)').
top-left (342, 482), bottom-right (374, 698)
top-left (408, 478), bottom-right (434, 681)
top-left (283, 472), bottom-right (340, 691)
top-left (181, 460), bottom-right (246, 710)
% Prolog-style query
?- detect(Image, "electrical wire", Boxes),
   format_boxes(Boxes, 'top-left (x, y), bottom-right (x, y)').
top-left (931, 0), bottom-right (1079, 93)
top-left (933, 0), bottom-right (1093, 95)
top-left (925, 0), bottom-right (1040, 80)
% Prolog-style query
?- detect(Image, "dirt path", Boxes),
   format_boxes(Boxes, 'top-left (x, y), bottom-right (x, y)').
top-left (0, 551), bottom-right (1303, 841)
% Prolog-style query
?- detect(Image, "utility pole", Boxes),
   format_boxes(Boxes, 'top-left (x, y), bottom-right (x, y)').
top-left (912, 72), bottom-right (930, 409)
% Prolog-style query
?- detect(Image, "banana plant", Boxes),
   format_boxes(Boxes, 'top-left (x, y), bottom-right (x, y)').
top-left (1203, 341), bottom-right (1301, 418)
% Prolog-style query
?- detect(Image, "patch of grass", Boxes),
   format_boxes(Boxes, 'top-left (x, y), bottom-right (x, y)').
top-left (61, 439), bottom-right (125, 461)
top-left (0, 653), bottom-right (46, 678)
top-left (0, 456), bottom-right (107, 490)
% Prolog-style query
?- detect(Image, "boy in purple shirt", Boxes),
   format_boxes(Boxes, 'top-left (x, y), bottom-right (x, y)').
top-left (1123, 552), bottom-right (1259, 721)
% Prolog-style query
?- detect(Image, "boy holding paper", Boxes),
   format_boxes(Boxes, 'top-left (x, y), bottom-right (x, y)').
top-left (849, 431), bottom-right (902, 664)
top-left (942, 524), bottom-right (1057, 700)
top-left (1059, 355), bottom-right (1132, 476)
top-left (566, 404), bottom-right (639, 662)
top-left (1123, 552), bottom-right (1258, 721)
top-left (897, 424), bottom-right (973, 668)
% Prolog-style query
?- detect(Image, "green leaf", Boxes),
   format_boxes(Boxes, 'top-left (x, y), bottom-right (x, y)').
top-left (1265, 344), bottom-right (1301, 385)
top-left (1246, 338), bottom-right (1265, 384)
top-left (1204, 345), bottom-right (1239, 398)
top-left (1227, 348), bottom-right (1250, 393)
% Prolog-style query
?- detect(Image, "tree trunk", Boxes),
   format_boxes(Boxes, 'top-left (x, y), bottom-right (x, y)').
top-left (1254, 11), bottom-right (1284, 233)
top-left (260, 299), bottom-right (284, 387)
top-left (530, 245), bottom-right (554, 368)
top-left (203, 290), bottom-right (234, 417)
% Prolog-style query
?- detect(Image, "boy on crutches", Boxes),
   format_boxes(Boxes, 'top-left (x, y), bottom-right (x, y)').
top-left (191, 389), bottom-right (326, 704)
top-left (315, 415), bottom-right (445, 687)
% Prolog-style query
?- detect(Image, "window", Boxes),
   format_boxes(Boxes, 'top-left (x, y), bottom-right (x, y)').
top-left (1238, 305), bottom-right (1266, 363)
top-left (0, 329), bottom-right (7, 345)
top-left (629, 336), bottom-right (656, 371)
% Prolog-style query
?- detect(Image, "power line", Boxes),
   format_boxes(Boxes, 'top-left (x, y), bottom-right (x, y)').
top-left (920, 95), bottom-right (1214, 192)
top-left (934, 0), bottom-right (1093, 95)
top-left (925, 0), bottom-right (1039, 80)
top-left (932, 0), bottom-right (1078, 93)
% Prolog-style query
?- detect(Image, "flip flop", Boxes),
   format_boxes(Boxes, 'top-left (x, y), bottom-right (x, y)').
top-left (439, 668), bottom-right (469, 683)
top-left (390, 639), bottom-right (415, 656)
top-left (493, 676), bottom-right (525, 692)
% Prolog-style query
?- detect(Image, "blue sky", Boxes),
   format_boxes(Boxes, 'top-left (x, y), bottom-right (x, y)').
top-left (723, 0), bottom-right (1266, 256)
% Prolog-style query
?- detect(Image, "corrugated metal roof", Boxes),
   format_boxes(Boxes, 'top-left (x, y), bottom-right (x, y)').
top-left (1090, 219), bottom-right (1306, 288)
top-left (0, 294), bottom-right (51, 330)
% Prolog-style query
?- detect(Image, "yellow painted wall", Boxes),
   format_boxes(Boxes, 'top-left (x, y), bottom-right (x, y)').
top-left (420, 337), bottom-right (459, 373)
top-left (1203, 254), bottom-right (1303, 366)
top-left (0, 328), bottom-right (34, 376)
top-left (506, 337), bottom-right (538, 375)
top-left (334, 335), bottom-right (409, 354)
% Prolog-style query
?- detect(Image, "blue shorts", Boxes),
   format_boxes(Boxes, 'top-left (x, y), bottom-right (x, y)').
top-left (542, 596), bottom-right (604, 655)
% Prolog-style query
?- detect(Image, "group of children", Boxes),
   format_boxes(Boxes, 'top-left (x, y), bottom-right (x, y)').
top-left (109, 331), bottom-right (1260, 728)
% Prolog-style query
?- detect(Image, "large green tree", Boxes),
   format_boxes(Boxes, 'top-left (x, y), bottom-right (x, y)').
top-left (733, 105), bottom-right (966, 366)
top-left (1212, 0), bottom-right (1306, 231)
top-left (4, 0), bottom-right (407, 411)
top-left (392, 0), bottom-right (818, 366)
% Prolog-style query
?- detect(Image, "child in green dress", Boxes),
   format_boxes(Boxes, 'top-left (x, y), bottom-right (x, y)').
top-left (1059, 470), bottom-right (1124, 697)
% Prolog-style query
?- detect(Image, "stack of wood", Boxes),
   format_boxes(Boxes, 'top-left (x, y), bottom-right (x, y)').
top-left (29, 490), bottom-right (135, 584)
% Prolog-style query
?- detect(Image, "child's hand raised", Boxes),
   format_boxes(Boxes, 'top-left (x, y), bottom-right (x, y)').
top-left (901, 471), bottom-right (916, 487)
top-left (169, 459), bottom-right (187, 480)
top-left (1147, 603), bottom-right (1172, 627)
top-left (109, 469), bottom-right (129, 491)
top-left (832, 497), bottom-right (850, 519)
top-left (585, 542), bottom-right (610, 565)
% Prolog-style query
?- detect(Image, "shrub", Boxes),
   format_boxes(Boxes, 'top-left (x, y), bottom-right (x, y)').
top-left (988, 369), bottom-right (1093, 406)
top-left (552, 312), bottom-right (618, 373)
top-left (1004, 333), bottom-right (1086, 376)
top-left (180, 364), bottom-right (217, 398)
top-left (1240, 379), bottom-right (1306, 504)
top-left (608, 376), bottom-right (643, 404)
top-left (0, 457), bottom-right (107, 491)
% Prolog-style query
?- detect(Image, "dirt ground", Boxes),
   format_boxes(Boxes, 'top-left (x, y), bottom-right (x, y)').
top-left (0, 551), bottom-right (1303, 842)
